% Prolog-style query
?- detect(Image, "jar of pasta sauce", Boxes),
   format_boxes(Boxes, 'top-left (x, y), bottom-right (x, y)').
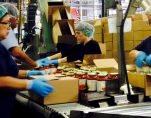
top-left (55, 67), bottom-right (63, 74)
top-left (108, 73), bottom-right (119, 80)
top-left (49, 65), bottom-right (57, 74)
top-left (87, 72), bottom-right (97, 92)
top-left (75, 72), bottom-right (86, 90)
top-left (44, 65), bottom-right (50, 75)
top-left (36, 66), bottom-right (46, 74)
top-left (66, 71), bottom-right (75, 77)
top-left (97, 72), bottom-right (108, 92)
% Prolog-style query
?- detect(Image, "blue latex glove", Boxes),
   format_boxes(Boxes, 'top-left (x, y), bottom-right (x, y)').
top-left (146, 54), bottom-right (151, 66)
top-left (45, 60), bottom-right (59, 65)
top-left (28, 78), bottom-right (54, 96)
top-left (135, 51), bottom-right (147, 68)
top-left (27, 70), bottom-right (45, 77)
top-left (36, 58), bottom-right (49, 67)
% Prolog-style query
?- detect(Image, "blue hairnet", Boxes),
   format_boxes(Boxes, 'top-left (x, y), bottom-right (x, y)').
top-left (2, 3), bottom-right (18, 17)
top-left (75, 22), bottom-right (95, 37)
top-left (0, 5), bottom-right (8, 20)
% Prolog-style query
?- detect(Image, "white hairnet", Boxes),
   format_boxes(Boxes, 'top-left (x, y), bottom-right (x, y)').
top-left (75, 22), bottom-right (95, 37)
top-left (2, 3), bottom-right (19, 17)
top-left (0, 5), bottom-right (8, 20)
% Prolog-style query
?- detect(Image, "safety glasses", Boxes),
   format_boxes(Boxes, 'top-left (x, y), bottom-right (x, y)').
top-left (0, 22), bottom-right (11, 27)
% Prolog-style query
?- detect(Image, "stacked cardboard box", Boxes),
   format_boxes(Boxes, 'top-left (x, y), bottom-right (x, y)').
top-left (93, 14), bottom-right (151, 64)
top-left (45, 0), bottom-right (76, 46)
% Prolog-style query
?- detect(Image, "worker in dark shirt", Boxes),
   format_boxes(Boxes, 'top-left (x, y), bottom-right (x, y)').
top-left (37, 22), bottom-right (101, 65)
top-left (129, 36), bottom-right (151, 68)
top-left (0, 5), bottom-right (54, 118)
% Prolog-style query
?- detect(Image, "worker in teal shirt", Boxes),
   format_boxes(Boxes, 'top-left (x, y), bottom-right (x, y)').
top-left (0, 5), bottom-right (54, 118)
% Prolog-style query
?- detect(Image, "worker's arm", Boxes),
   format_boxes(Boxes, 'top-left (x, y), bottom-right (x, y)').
top-left (0, 76), bottom-right (54, 96)
top-left (58, 57), bottom-right (67, 63)
top-left (129, 50), bottom-right (140, 62)
top-left (129, 50), bottom-right (147, 68)
top-left (18, 70), bottom-right (28, 78)
top-left (0, 76), bottom-right (28, 90)
top-left (47, 52), bottom-right (62, 60)
top-left (10, 47), bottom-right (38, 67)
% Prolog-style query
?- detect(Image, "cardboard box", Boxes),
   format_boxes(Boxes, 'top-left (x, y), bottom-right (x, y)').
top-left (94, 19), bottom-right (103, 33)
top-left (113, 39), bottom-right (134, 51)
top-left (82, 43), bottom-right (106, 65)
top-left (93, 58), bottom-right (118, 73)
top-left (133, 31), bottom-right (151, 41)
top-left (83, 54), bottom-right (104, 65)
top-left (134, 40), bottom-right (142, 47)
top-left (58, 35), bottom-right (77, 45)
top-left (103, 24), bottom-right (109, 33)
top-left (113, 32), bottom-right (133, 41)
top-left (29, 76), bottom-right (79, 105)
top-left (128, 72), bottom-right (151, 96)
top-left (105, 41), bottom-right (113, 51)
top-left (105, 51), bottom-right (113, 58)
top-left (104, 33), bottom-right (113, 42)
top-left (45, 4), bottom-right (71, 23)
top-left (132, 20), bottom-right (151, 31)
top-left (99, 43), bottom-right (106, 56)
top-left (52, 6), bottom-right (72, 24)
top-left (52, 20), bottom-right (75, 44)
top-left (93, 33), bottom-right (102, 42)
top-left (130, 14), bottom-right (143, 21)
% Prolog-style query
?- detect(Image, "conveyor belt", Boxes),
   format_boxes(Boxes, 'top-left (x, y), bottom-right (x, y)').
top-left (16, 91), bottom-right (91, 118)
top-left (83, 102), bottom-right (151, 117)
top-left (17, 91), bottom-right (151, 118)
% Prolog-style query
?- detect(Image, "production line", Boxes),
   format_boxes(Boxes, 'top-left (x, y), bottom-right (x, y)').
top-left (2, 0), bottom-right (151, 118)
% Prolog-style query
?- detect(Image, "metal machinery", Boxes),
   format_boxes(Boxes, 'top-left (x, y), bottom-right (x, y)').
top-left (13, 0), bottom-right (151, 118)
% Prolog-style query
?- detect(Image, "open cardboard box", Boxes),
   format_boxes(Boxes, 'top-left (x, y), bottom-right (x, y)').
top-left (128, 72), bottom-right (151, 96)
top-left (29, 75), bottom-right (79, 105)
top-left (93, 58), bottom-right (118, 73)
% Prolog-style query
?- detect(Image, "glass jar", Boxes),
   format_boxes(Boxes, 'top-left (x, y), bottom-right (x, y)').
top-left (55, 66), bottom-right (63, 74)
top-left (75, 72), bottom-right (87, 90)
top-left (44, 65), bottom-right (50, 75)
top-left (66, 71), bottom-right (75, 77)
top-left (108, 73), bottom-right (119, 80)
top-left (97, 72), bottom-right (108, 92)
top-left (36, 67), bottom-right (46, 74)
top-left (87, 72), bottom-right (97, 92)
top-left (49, 65), bottom-right (57, 74)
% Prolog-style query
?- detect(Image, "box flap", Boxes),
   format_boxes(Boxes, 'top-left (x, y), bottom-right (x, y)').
top-left (93, 58), bottom-right (118, 68)
top-left (30, 74), bottom-right (66, 81)
top-left (93, 58), bottom-right (118, 73)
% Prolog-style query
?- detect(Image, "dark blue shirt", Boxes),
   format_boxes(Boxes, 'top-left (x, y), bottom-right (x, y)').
top-left (62, 40), bottom-right (101, 62)
top-left (134, 36), bottom-right (151, 55)
top-left (0, 43), bottom-right (19, 118)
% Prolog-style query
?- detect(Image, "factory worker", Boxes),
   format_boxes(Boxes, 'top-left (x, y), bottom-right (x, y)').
top-left (2, 2), bottom-right (19, 30)
top-left (1, 3), bottom-right (41, 68)
top-left (37, 21), bottom-right (101, 66)
top-left (0, 5), bottom-right (54, 118)
top-left (129, 36), bottom-right (151, 68)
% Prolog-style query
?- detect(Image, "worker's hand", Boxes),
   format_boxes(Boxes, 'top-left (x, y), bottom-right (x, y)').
top-left (27, 78), bottom-right (54, 96)
top-left (44, 60), bottom-right (59, 65)
top-left (26, 70), bottom-right (44, 77)
top-left (36, 58), bottom-right (49, 67)
top-left (146, 54), bottom-right (151, 66)
top-left (135, 51), bottom-right (147, 68)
